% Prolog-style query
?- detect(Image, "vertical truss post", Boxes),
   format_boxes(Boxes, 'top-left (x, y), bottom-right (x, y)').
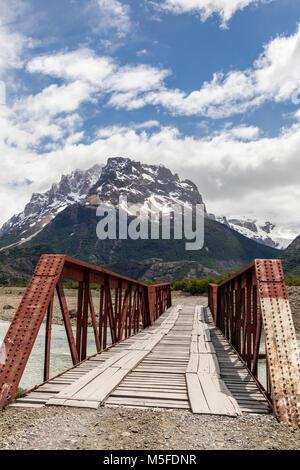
top-left (56, 279), bottom-right (79, 365)
top-left (104, 276), bottom-right (117, 345)
top-left (99, 284), bottom-right (104, 350)
top-left (76, 281), bottom-right (84, 359)
top-left (44, 296), bottom-right (54, 382)
top-left (89, 291), bottom-right (101, 352)
top-left (118, 284), bottom-right (131, 341)
top-left (80, 271), bottom-right (90, 361)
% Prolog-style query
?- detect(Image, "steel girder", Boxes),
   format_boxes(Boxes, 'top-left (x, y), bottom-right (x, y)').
top-left (0, 255), bottom-right (171, 409)
top-left (208, 259), bottom-right (300, 428)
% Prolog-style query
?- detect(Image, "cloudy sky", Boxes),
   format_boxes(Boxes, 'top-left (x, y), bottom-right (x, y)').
top-left (1, 0), bottom-right (300, 238)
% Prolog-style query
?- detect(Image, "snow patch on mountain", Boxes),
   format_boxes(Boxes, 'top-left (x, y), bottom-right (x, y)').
top-left (88, 157), bottom-right (206, 210)
top-left (0, 155), bottom-right (294, 253)
top-left (0, 164), bottom-right (103, 247)
top-left (209, 214), bottom-right (293, 249)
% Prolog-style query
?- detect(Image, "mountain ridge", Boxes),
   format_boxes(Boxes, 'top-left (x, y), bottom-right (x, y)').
top-left (0, 157), bottom-right (281, 283)
top-left (0, 164), bottom-right (103, 250)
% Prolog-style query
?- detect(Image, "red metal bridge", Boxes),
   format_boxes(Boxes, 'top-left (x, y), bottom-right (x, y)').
top-left (0, 255), bottom-right (299, 428)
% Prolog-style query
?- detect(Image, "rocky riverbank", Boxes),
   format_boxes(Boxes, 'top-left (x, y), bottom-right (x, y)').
top-left (0, 286), bottom-right (102, 326)
top-left (0, 289), bottom-right (195, 326)
top-left (287, 286), bottom-right (300, 332)
top-left (1, 287), bottom-right (300, 331)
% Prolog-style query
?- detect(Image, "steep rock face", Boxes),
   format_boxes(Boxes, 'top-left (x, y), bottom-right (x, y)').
top-left (88, 157), bottom-right (206, 209)
top-left (0, 164), bottom-right (103, 249)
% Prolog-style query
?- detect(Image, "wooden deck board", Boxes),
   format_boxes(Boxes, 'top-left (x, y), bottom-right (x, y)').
top-left (11, 304), bottom-right (271, 416)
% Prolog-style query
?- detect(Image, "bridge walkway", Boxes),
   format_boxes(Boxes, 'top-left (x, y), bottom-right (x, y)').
top-left (11, 302), bottom-right (271, 416)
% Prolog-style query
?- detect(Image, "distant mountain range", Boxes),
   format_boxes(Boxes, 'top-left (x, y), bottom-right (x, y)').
top-left (0, 157), bottom-right (290, 283)
top-left (209, 215), bottom-right (293, 250)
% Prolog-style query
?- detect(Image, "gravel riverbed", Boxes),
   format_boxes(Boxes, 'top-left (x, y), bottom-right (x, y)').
top-left (1, 287), bottom-right (300, 331)
top-left (0, 406), bottom-right (299, 451)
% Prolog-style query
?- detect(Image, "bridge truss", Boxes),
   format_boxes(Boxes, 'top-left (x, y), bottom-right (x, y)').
top-left (0, 255), bottom-right (171, 410)
top-left (208, 259), bottom-right (300, 428)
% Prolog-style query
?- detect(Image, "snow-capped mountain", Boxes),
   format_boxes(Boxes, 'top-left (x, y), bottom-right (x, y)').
top-left (0, 156), bottom-right (290, 256)
top-left (209, 214), bottom-right (293, 250)
top-left (0, 164), bottom-right (103, 249)
top-left (0, 157), bottom-right (207, 250)
top-left (85, 157), bottom-right (206, 214)
top-left (0, 157), bottom-right (281, 283)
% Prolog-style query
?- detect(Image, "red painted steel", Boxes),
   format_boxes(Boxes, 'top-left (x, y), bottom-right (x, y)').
top-left (208, 259), bottom-right (300, 428)
top-left (0, 255), bottom-right (171, 409)
top-left (208, 283), bottom-right (218, 325)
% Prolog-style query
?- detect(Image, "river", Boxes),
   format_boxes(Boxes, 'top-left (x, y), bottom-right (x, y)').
top-left (0, 320), bottom-right (111, 389)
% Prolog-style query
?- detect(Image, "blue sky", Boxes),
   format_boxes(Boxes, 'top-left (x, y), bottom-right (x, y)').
top-left (1, 0), bottom-right (300, 240)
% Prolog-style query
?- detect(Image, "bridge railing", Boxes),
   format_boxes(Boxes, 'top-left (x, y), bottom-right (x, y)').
top-left (0, 255), bottom-right (171, 409)
top-left (208, 259), bottom-right (300, 428)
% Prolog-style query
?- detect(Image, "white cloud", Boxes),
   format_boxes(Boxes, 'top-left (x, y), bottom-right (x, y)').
top-left (155, 0), bottom-right (268, 28)
top-left (25, 25), bottom-right (300, 121)
top-left (0, 26), bottom-right (25, 74)
top-left (96, 120), bottom-right (161, 137)
top-left (93, 0), bottom-right (131, 38)
top-left (27, 49), bottom-right (115, 84)
top-left (26, 48), bottom-right (170, 120)
top-left (105, 24), bottom-right (300, 119)
top-left (1, 21), bottom-right (300, 239)
top-left (15, 81), bottom-right (96, 118)
top-left (136, 49), bottom-right (148, 57)
top-left (227, 125), bottom-right (260, 140)
top-left (27, 48), bottom-right (169, 94)
top-left (0, 0), bottom-right (32, 76)
top-left (1, 119), bottom-right (300, 238)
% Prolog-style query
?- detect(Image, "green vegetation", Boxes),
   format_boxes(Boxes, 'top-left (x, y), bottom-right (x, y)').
top-left (62, 281), bottom-right (101, 290)
top-left (172, 273), bottom-right (300, 295)
top-left (0, 283), bottom-right (28, 287)
top-left (15, 387), bottom-right (26, 399)
top-left (280, 235), bottom-right (300, 276)
top-left (171, 275), bottom-right (231, 295)
top-left (285, 274), bottom-right (300, 286)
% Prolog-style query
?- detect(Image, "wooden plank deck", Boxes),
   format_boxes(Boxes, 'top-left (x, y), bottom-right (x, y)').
top-left (11, 303), bottom-right (271, 416)
top-left (203, 307), bottom-right (271, 414)
top-left (106, 306), bottom-right (194, 409)
top-left (185, 306), bottom-right (241, 416)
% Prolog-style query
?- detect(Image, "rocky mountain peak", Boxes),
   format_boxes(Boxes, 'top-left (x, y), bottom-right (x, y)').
top-left (89, 156), bottom-right (205, 209)
top-left (0, 163), bottom-right (103, 247)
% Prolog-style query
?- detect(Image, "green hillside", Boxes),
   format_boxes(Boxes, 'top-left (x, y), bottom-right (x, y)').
top-left (0, 203), bottom-right (281, 284)
top-left (281, 235), bottom-right (300, 276)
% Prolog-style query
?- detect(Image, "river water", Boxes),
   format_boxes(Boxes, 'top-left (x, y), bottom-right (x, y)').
top-left (0, 320), bottom-right (299, 391)
top-left (0, 321), bottom-right (111, 389)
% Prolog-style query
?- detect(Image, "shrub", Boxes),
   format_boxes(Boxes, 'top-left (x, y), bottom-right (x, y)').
top-left (172, 277), bottom-right (219, 295)
top-left (285, 275), bottom-right (300, 286)
top-left (15, 387), bottom-right (26, 399)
